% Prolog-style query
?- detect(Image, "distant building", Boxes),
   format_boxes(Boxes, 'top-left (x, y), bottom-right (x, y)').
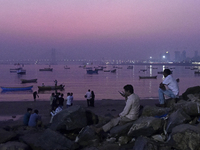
top-left (175, 51), bottom-right (181, 62)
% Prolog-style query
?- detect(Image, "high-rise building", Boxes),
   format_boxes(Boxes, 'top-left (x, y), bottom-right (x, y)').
top-left (175, 51), bottom-right (181, 62)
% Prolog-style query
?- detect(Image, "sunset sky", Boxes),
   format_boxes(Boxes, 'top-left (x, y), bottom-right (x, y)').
top-left (0, 0), bottom-right (200, 61)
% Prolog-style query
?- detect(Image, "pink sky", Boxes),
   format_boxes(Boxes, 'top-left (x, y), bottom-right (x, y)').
top-left (0, 0), bottom-right (200, 60)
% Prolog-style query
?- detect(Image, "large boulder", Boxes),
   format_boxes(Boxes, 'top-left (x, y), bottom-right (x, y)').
top-left (141, 105), bottom-right (171, 117)
top-left (167, 124), bottom-right (200, 150)
top-left (75, 126), bottom-right (99, 147)
top-left (0, 129), bottom-right (17, 143)
top-left (128, 117), bottom-right (164, 137)
top-left (182, 86), bottom-right (200, 100)
top-left (0, 141), bottom-right (29, 150)
top-left (50, 105), bottom-right (98, 131)
top-left (166, 109), bottom-right (191, 133)
top-left (173, 101), bottom-right (200, 116)
top-left (133, 136), bottom-right (171, 150)
top-left (22, 128), bottom-right (78, 150)
top-left (109, 121), bottom-right (134, 137)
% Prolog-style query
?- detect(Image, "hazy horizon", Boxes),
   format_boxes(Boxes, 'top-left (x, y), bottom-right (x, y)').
top-left (0, 1), bottom-right (200, 60)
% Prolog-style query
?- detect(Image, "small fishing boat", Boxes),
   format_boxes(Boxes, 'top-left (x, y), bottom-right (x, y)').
top-left (194, 71), bottom-right (200, 75)
top-left (21, 79), bottom-right (37, 83)
top-left (104, 70), bottom-right (110, 72)
top-left (111, 69), bottom-right (116, 73)
top-left (157, 71), bottom-right (173, 74)
top-left (87, 70), bottom-right (98, 74)
top-left (64, 65), bottom-right (70, 69)
top-left (139, 76), bottom-right (157, 79)
top-left (38, 84), bottom-right (65, 91)
top-left (1, 86), bottom-right (33, 91)
top-left (10, 67), bottom-right (23, 73)
top-left (17, 69), bottom-right (26, 74)
top-left (39, 68), bottom-right (53, 71)
top-left (127, 66), bottom-right (133, 69)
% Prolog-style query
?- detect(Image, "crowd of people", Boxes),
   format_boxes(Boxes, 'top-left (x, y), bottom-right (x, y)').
top-left (25, 68), bottom-right (178, 132)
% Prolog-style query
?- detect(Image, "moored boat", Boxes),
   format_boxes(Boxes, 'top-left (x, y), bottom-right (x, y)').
top-left (39, 68), bottom-right (53, 71)
top-left (1, 86), bottom-right (33, 91)
top-left (38, 84), bottom-right (65, 91)
top-left (87, 70), bottom-right (98, 74)
top-left (127, 66), bottom-right (133, 69)
top-left (21, 79), bottom-right (37, 83)
top-left (139, 76), bottom-right (157, 79)
top-left (111, 69), bottom-right (116, 73)
top-left (17, 69), bottom-right (26, 74)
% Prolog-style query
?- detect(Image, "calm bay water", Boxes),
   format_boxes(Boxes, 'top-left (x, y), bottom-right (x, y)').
top-left (0, 64), bottom-right (199, 101)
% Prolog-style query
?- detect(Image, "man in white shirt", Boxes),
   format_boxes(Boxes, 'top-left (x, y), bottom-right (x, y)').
top-left (157, 69), bottom-right (179, 107)
top-left (92, 84), bottom-right (140, 133)
top-left (85, 89), bottom-right (91, 107)
top-left (66, 93), bottom-right (71, 108)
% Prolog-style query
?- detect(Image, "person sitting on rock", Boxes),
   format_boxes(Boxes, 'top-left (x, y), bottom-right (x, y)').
top-left (28, 109), bottom-right (42, 127)
top-left (91, 84), bottom-right (140, 133)
top-left (156, 69), bottom-right (179, 107)
top-left (23, 108), bottom-right (32, 126)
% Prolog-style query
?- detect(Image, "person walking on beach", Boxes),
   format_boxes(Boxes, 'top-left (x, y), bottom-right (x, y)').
top-left (85, 89), bottom-right (91, 107)
top-left (156, 69), bottom-right (179, 107)
top-left (92, 84), bottom-right (140, 133)
top-left (23, 108), bottom-right (32, 126)
top-left (33, 91), bottom-right (39, 102)
top-left (90, 91), bottom-right (95, 107)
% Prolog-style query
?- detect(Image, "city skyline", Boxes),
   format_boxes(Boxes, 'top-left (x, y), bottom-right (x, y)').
top-left (0, 1), bottom-right (200, 60)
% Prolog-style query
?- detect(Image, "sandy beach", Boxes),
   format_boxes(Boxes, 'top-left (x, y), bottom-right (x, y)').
top-left (0, 98), bottom-right (158, 128)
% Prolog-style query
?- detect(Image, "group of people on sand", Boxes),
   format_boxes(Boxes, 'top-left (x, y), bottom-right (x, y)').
top-left (85, 89), bottom-right (95, 107)
top-left (92, 68), bottom-right (179, 133)
top-left (23, 108), bottom-right (42, 127)
top-left (49, 92), bottom-right (74, 123)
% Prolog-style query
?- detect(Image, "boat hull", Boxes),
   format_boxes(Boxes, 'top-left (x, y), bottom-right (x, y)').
top-left (38, 85), bottom-right (65, 91)
top-left (21, 79), bottom-right (37, 83)
top-left (87, 70), bottom-right (98, 74)
top-left (1, 86), bottom-right (33, 91)
top-left (139, 76), bottom-right (157, 79)
top-left (39, 68), bottom-right (53, 71)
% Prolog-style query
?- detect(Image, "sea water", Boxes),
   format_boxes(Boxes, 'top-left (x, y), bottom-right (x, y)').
top-left (0, 64), bottom-right (199, 101)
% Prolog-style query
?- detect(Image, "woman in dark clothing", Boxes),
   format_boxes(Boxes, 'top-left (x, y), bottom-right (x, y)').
top-left (90, 91), bottom-right (95, 107)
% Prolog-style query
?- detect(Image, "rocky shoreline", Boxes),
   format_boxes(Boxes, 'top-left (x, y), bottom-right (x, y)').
top-left (0, 86), bottom-right (200, 150)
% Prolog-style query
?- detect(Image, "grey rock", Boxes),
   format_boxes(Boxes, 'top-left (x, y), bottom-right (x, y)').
top-left (167, 124), bottom-right (200, 150)
top-left (35, 128), bottom-right (77, 150)
top-left (109, 121), bottom-right (134, 137)
top-left (166, 109), bottom-right (191, 133)
top-left (182, 86), bottom-right (200, 100)
top-left (75, 126), bottom-right (99, 147)
top-left (141, 105), bottom-right (171, 117)
top-left (133, 136), bottom-right (171, 150)
top-left (173, 101), bottom-right (200, 116)
top-left (50, 105), bottom-right (88, 131)
top-left (0, 141), bottom-right (29, 150)
top-left (0, 129), bottom-right (17, 143)
top-left (128, 117), bottom-right (164, 137)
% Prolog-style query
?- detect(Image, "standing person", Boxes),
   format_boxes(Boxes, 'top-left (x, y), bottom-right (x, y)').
top-left (33, 91), bottom-right (39, 102)
top-left (23, 108), bottom-right (32, 126)
top-left (28, 109), bottom-right (42, 127)
top-left (66, 93), bottom-right (72, 108)
top-left (85, 89), bottom-right (91, 107)
top-left (70, 93), bottom-right (74, 106)
top-left (50, 93), bottom-right (55, 106)
top-left (90, 91), bottom-right (95, 107)
top-left (92, 84), bottom-right (140, 133)
top-left (54, 79), bottom-right (57, 86)
top-left (156, 69), bottom-right (179, 107)
top-left (58, 93), bottom-right (64, 108)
